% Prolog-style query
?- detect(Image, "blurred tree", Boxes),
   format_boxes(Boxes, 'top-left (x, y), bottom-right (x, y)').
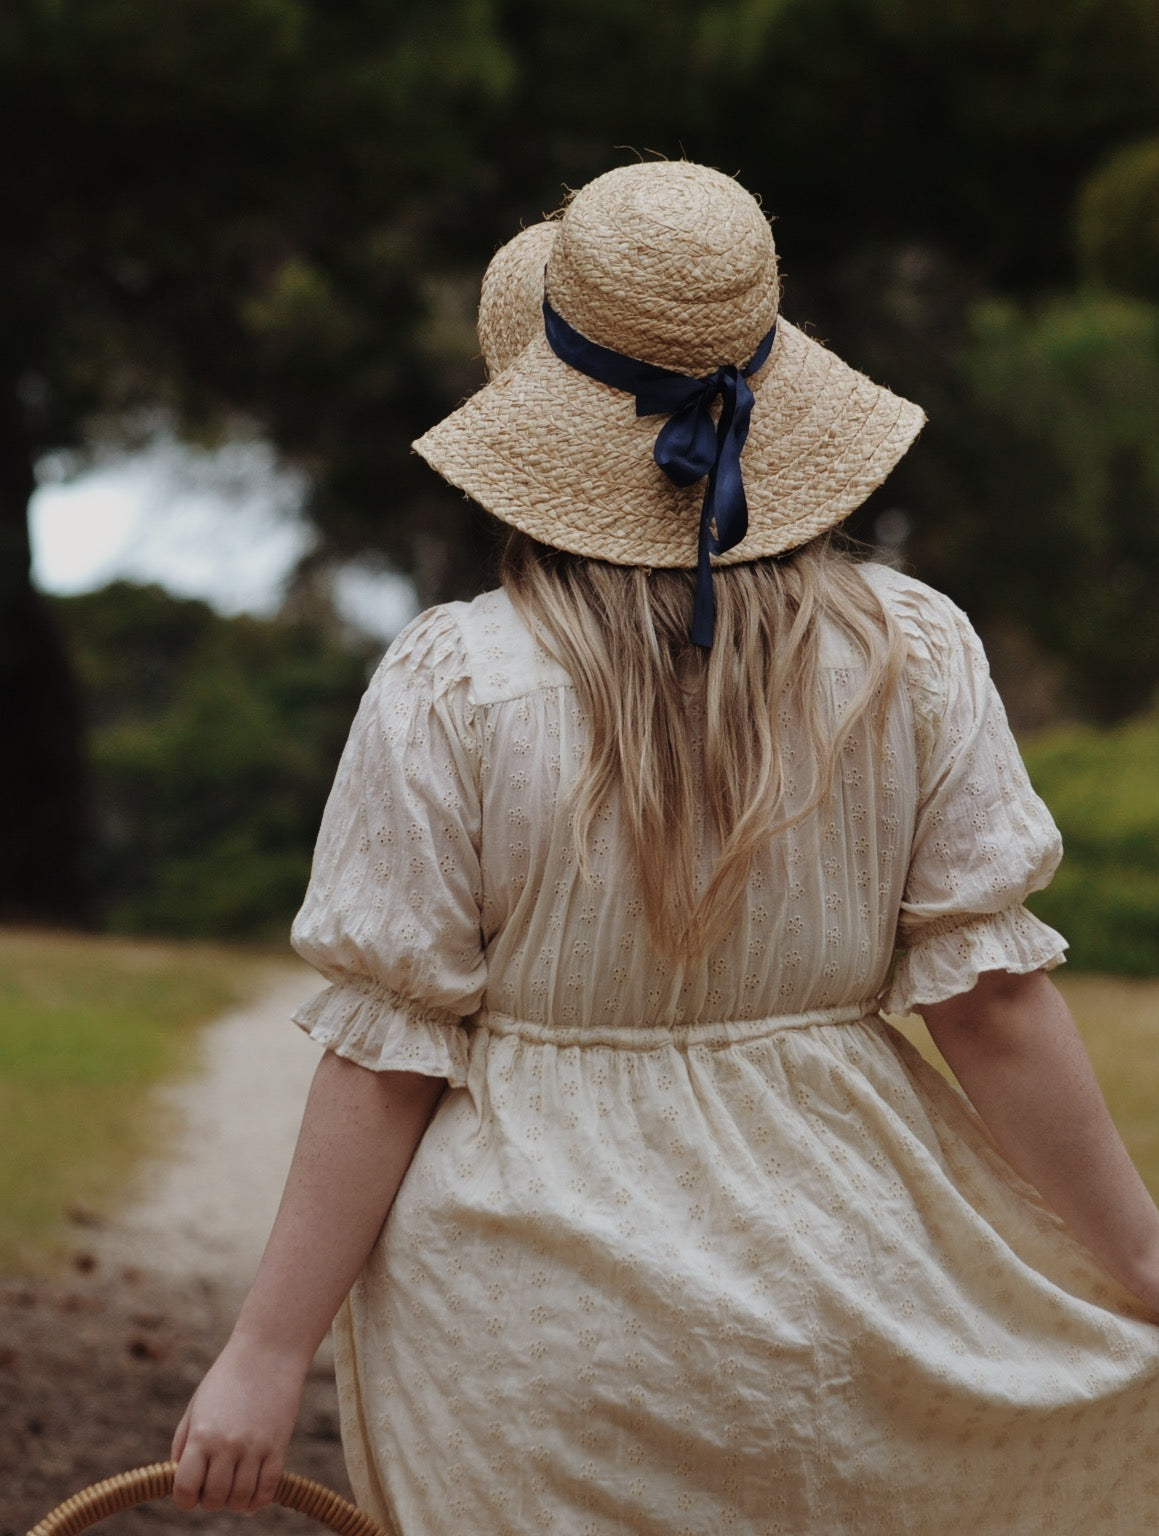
top-left (456, 0), bottom-right (1159, 283)
top-left (0, 0), bottom-right (513, 921)
top-left (1076, 137), bottom-right (1159, 302)
top-left (5, 0), bottom-right (1159, 925)
top-left (954, 292), bottom-right (1159, 720)
top-left (55, 582), bottom-right (376, 938)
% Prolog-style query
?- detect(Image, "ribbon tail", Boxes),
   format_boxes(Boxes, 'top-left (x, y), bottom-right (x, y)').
top-left (690, 491), bottom-right (717, 649)
top-left (705, 374), bottom-right (752, 554)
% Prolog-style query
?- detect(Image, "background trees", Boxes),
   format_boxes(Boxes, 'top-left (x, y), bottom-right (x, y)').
top-left (1, 0), bottom-right (511, 922)
top-left (54, 583), bottom-right (374, 937)
top-left (4, 0), bottom-right (1158, 932)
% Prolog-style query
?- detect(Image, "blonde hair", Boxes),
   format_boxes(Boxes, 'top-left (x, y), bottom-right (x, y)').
top-left (501, 530), bottom-right (905, 960)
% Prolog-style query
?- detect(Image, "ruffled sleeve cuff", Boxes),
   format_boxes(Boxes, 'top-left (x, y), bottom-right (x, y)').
top-left (292, 979), bottom-right (471, 1088)
top-left (884, 905), bottom-right (1068, 1017)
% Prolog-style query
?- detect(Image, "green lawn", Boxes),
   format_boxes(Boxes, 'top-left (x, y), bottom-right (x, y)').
top-left (0, 928), bottom-right (281, 1269)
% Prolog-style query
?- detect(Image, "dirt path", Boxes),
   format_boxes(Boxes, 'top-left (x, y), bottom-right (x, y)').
top-left (93, 965), bottom-right (323, 1295)
top-left (1, 965), bottom-right (356, 1536)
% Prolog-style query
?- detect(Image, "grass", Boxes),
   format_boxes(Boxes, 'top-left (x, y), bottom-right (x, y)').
top-left (892, 972), bottom-right (1159, 1199)
top-left (0, 928), bottom-right (284, 1270)
top-left (1022, 711), bottom-right (1159, 974)
top-left (3, 929), bottom-right (1157, 1270)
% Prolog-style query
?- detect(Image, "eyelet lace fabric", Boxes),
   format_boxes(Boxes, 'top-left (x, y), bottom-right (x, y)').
top-left (288, 570), bottom-right (1159, 1536)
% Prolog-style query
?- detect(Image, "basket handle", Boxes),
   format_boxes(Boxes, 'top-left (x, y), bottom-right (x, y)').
top-left (26, 1462), bottom-right (390, 1536)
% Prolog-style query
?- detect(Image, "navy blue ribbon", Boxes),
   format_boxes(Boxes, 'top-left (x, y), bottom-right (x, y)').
top-left (543, 299), bottom-right (776, 647)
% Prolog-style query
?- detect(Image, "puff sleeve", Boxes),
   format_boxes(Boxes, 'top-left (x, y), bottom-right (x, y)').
top-left (883, 579), bottom-right (1068, 1015)
top-left (289, 606), bottom-right (484, 1087)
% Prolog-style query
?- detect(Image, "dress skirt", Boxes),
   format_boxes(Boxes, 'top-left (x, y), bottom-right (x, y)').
top-left (330, 1010), bottom-right (1159, 1536)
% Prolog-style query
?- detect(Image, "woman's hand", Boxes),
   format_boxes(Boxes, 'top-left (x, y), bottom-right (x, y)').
top-left (171, 1333), bottom-right (309, 1512)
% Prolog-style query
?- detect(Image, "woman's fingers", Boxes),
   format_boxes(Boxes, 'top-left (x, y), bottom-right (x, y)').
top-left (179, 1440), bottom-right (269, 1512)
top-left (173, 1428), bottom-right (284, 1513)
top-left (170, 1404), bottom-right (190, 1463)
top-left (224, 1451), bottom-right (266, 1513)
top-left (253, 1453), bottom-right (285, 1510)
top-left (198, 1445), bottom-right (246, 1513)
top-left (232, 1452), bottom-right (286, 1513)
top-left (171, 1443), bottom-right (208, 1511)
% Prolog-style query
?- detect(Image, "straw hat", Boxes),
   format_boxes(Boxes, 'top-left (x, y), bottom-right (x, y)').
top-left (415, 161), bottom-right (925, 570)
top-left (478, 221), bottom-right (559, 378)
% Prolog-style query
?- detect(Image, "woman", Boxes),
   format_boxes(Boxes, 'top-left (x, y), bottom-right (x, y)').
top-left (173, 162), bottom-right (1159, 1535)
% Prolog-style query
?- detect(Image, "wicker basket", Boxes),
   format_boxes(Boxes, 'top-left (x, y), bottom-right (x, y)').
top-left (26, 1462), bottom-right (388, 1536)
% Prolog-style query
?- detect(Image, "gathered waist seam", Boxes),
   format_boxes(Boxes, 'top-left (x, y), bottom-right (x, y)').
top-left (471, 1002), bottom-right (879, 1052)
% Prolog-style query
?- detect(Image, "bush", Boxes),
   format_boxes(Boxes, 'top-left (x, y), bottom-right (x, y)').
top-left (1076, 137), bottom-right (1159, 304)
top-left (55, 583), bottom-right (379, 940)
top-left (960, 291), bottom-right (1159, 721)
top-left (1024, 710), bottom-right (1159, 973)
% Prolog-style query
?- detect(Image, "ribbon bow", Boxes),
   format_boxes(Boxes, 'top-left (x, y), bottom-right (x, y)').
top-left (543, 299), bottom-right (776, 647)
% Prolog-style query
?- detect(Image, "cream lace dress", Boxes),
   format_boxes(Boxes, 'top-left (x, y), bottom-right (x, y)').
top-left (291, 564), bottom-right (1159, 1536)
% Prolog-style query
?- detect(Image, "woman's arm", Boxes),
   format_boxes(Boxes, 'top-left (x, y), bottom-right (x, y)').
top-left (921, 968), bottom-right (1159, 1314)
top-left (171, 1051), bottom-right (445, 1514)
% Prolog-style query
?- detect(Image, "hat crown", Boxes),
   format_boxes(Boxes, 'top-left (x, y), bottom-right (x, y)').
top-left (546, 162), bottom-right (780, 376)
top-left (479, 221), bottom-right (558, 378)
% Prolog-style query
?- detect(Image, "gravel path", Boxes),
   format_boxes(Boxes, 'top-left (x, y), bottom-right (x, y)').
top-left (94, 963), bottom-right (324, 1295)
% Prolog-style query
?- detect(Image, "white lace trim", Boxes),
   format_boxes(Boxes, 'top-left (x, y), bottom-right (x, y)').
top-left (885, 904), bottom-right (1068, 1015)
top-left (293, 979), bottom-right (470, 1087)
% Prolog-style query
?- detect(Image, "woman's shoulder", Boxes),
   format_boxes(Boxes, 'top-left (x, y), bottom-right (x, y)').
top-left (384, 587), bottom-right (571, 705)
top-left (855, 561), bottom-right (983, 674)
top-left (853, 562), bottom-right (997, 756)
top-left (856, 560), bottom-right (964, 622)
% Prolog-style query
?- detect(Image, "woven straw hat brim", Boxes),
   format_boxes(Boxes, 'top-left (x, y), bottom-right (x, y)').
top-left (414, 318), bottom-right (926, 567)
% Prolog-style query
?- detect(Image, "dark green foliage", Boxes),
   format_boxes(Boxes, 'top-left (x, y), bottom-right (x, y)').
top-left (1, 0), bottom-right (515, 922)
top-left (53, 583), bottom-right (378, 939)
top-left (1025, 712), bottom-right (1159, 973)
top-left (950, 292), bottom-right (1159, 721)
top-left (1077, 137), bottom-right (1159, 302)
top-left (4, 0), bottom-right (1159, 934)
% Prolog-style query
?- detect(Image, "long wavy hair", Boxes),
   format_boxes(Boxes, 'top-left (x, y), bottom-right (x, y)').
top-left (501, 529), bottom-right (904, 959)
